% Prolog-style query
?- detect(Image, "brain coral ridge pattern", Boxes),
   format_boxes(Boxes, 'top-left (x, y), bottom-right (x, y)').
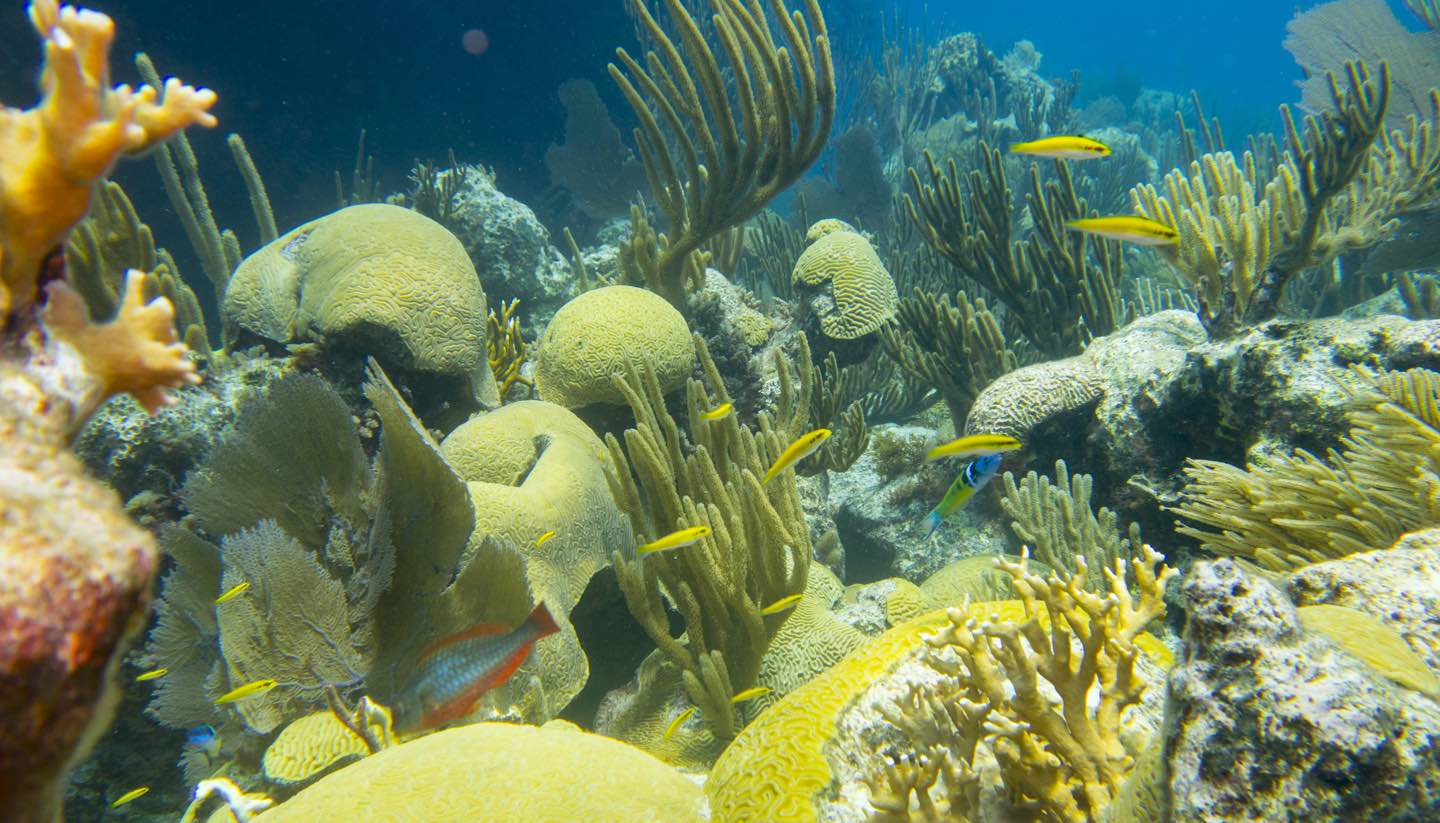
top-left (792, 223), bottom-right (900, 340)
top-left (222, 203), bottom-right (499, 406)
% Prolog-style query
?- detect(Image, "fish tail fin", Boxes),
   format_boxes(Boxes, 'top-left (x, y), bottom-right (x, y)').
top-left (527, 602), bottom-right (560, 638)
top-left (925, 510), bottom-right (942, 539)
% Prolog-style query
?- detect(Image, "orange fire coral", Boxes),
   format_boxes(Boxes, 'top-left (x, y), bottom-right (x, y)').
top-left (0, 0), bottom-right (217, 414)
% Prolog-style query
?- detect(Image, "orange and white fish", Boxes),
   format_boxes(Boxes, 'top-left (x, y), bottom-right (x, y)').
top-left (1066, 216), bottom-right (1180, 246)
top-left (1010, 135), bottom-right (1112, 160)
top-left (393, 603), bottom-right (560, 731)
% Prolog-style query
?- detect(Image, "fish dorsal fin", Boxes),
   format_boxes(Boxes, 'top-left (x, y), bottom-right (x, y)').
top-left (418, 622), bottom-right (510, 662)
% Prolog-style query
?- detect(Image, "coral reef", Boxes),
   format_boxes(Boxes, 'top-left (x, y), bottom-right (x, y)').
top-left (533, 285), bottom-right (694, 408)
top-left (223, 204), bottom-right (500, 411)
top-left (545, 78), bottom-right (647, 221)
top-left (255, 721), bottom-right (705, 821)
top-left (1000, 459), bottom-right (1144, 590)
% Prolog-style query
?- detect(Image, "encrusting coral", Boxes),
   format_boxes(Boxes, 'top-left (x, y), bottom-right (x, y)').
top-left (611, 0), bottom-right (835, 309)
top-left (1173, 366), bottom-right (1440, 571)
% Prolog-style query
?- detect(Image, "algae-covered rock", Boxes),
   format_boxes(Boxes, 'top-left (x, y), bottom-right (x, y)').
top-left (1166, 548), bottom-right (1440, 820)
top-left (223, 204), bottom-right (499, 408)
top-left (256, 721), bottom-right (705, 821)
top-left (534, 285), bottom-right (695, 408)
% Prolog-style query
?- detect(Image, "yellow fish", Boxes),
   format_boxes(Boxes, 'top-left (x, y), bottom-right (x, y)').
top-left (534, 530), bottom-right (557, 548)
top-left (761, 428), bottom-right (832, 485)
top-left (214, 581), bottom-right (250, 604)
top-left (638, 525), bottom-right (711, 556)
top-left (926, 433), bottom-right (1022, 462)
top-left (701, 402), bottom-right (734, 422)
top-left (663, 706), bottom-right (696, 740)
top-left (215, 678), bottom-right (278, 704)
top-left (1066, 216), bottom-right (1180, 246)
top-left (730, 686), bottom-right (771, 704)
top-left (760, 594), bottom-right (803, 615)
top-left (135, 668), bottom-right (168, 682)
top-left (111, 787), bottom-right (149, 807)
top-left (1010, 135), bottom-right (1112, 160)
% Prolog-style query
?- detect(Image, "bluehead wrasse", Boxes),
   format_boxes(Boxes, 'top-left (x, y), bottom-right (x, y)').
top-left (760, 593), bottom-right (803, 615)
top-left (730, 686), bottom-right (771, 704)
top-left (111, 787), bottom-right (149, 807)
top-left (187, 724), bottom-right (220, 758)
top-left (135, 668), bottom-right (168, 682)
top-left (925, 433), bottom-right (1022, 462)
top-left (393, 603), bottom-right (560, 731)
top-left (663, 706), bottom-right (696, 740)
top-left (762, 428), bottom-right (832, 484)
top-left (1010, 135), bottom-right (1112, 160)
top-left (1065, 216), bottom-right (1179, 246)
top-left (638, 525), bottom-right (711, 556)
top-left (925, 455), bottom-right (1003, 538)
top-left (214, 581), bottom-right (250, 604)
top-left (534, 530), bottom-right (557, 548)
top-left (215, 678), bottom-right (279, 704)
top-left (701, 402), bottom-right (734, 421)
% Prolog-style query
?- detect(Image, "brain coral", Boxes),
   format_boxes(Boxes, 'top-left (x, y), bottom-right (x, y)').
top-left (257, 721), bottom-right (705, 821)
top-left (262, 709), bottom-right (390, 786)
top-left (964, 353), bottom-right (1105, 441)
top-left (792, 222), bottom-right (899, 339)
top-left (533, 285), bottom-right (694, 408)
top-left (223, 204), bottom-right (499, 407)
top-left (439, 400), bottom-right (630, 714)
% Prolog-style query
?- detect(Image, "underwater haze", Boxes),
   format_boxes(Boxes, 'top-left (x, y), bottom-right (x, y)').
top-left (2, 0), bottom-right (1440, 820)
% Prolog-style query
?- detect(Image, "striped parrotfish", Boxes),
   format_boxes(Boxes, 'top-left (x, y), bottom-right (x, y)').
top-left (925, 455), bottom-right (1003, 538)
top-left (394, 603), bottom-right (559, 731)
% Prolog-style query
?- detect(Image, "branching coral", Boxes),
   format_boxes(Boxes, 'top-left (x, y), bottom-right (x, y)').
top-left (920, 546), bottom-right (1176, 822)
top-left (610, 0), bottom-right (835, 309)
top-left (605, 333), bottom-right (811, 739)
top-left (879, 288), bottom-right (1018, 431)
top-left (906, 145), bottom-right (1130, 358)
top-left (1000, 459), bottom-right (1144, 591)
top-left (1134, 61), bottom-right (1440, 335)
top-left (486, 298), bottom-right (531, 398)
top-left (1172, 366), bottom-right (1440, 571)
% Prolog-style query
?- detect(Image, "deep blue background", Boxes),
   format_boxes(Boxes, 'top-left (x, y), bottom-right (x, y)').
top-left (1, 0), bottom-right (1427, 260)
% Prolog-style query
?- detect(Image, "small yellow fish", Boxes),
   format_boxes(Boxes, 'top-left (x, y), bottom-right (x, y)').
top-left (760, 594), bottom-right (803, 615)
top-left (1010, 135), bottom-right (1112, 160)
top-left (638, 526), bottom-right (711, 556)
top-left (215, 678), bottom-right (279, 704)
top-left (1066, 216), bottom-right (1180, 246)
top-left (111, 787), bottom-right (149, 807)
top-left (663, 706), bottom-right (696, 740)
top-left (214, 581), bottom-right (250, 604)
top-left (701, 402), bottom-right (734, 422)
top-left (761, 428), bottom-right (832, 484)
top-left (730, 686), bottom-right (771, 704)
top-left (926, 433), bottom-right (1022, 462)
top-left (535, 530), bottom-right (557, 548)
top-left (135, 668), bottom-right (168, 682)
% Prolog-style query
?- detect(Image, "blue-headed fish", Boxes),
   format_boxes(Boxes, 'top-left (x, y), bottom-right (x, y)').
top-left (394, 603), bottom-right (560, 731)
top-left (186, 725), bottom-right (220, 759)
top-left (925, 455), bottom-right (1002, 538)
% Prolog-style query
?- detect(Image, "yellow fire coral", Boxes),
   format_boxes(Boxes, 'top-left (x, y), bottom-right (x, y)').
top-left (0, 0), bottom-right (216, 320)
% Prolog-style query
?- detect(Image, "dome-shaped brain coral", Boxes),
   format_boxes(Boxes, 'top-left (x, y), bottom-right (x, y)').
top-left (533, 285), bottom-right (694, 408)
top-left (261, 709), bottom-right (392, 786)
top-left (792, 221), bottom-right (899, 340)
top-left (439, 400), bottom-right (631, 715)
top-left (222, 203), bottom-right (500, 407)
top-left (255, 721), bottom-right (705, 821)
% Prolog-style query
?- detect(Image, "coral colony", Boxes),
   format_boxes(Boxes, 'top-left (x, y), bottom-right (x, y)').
top-left (2, 0), bottom-right (1439, 819)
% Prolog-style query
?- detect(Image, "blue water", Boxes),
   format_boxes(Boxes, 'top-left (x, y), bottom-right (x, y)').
top-left (0, 0), bottom-right (1427, 248)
